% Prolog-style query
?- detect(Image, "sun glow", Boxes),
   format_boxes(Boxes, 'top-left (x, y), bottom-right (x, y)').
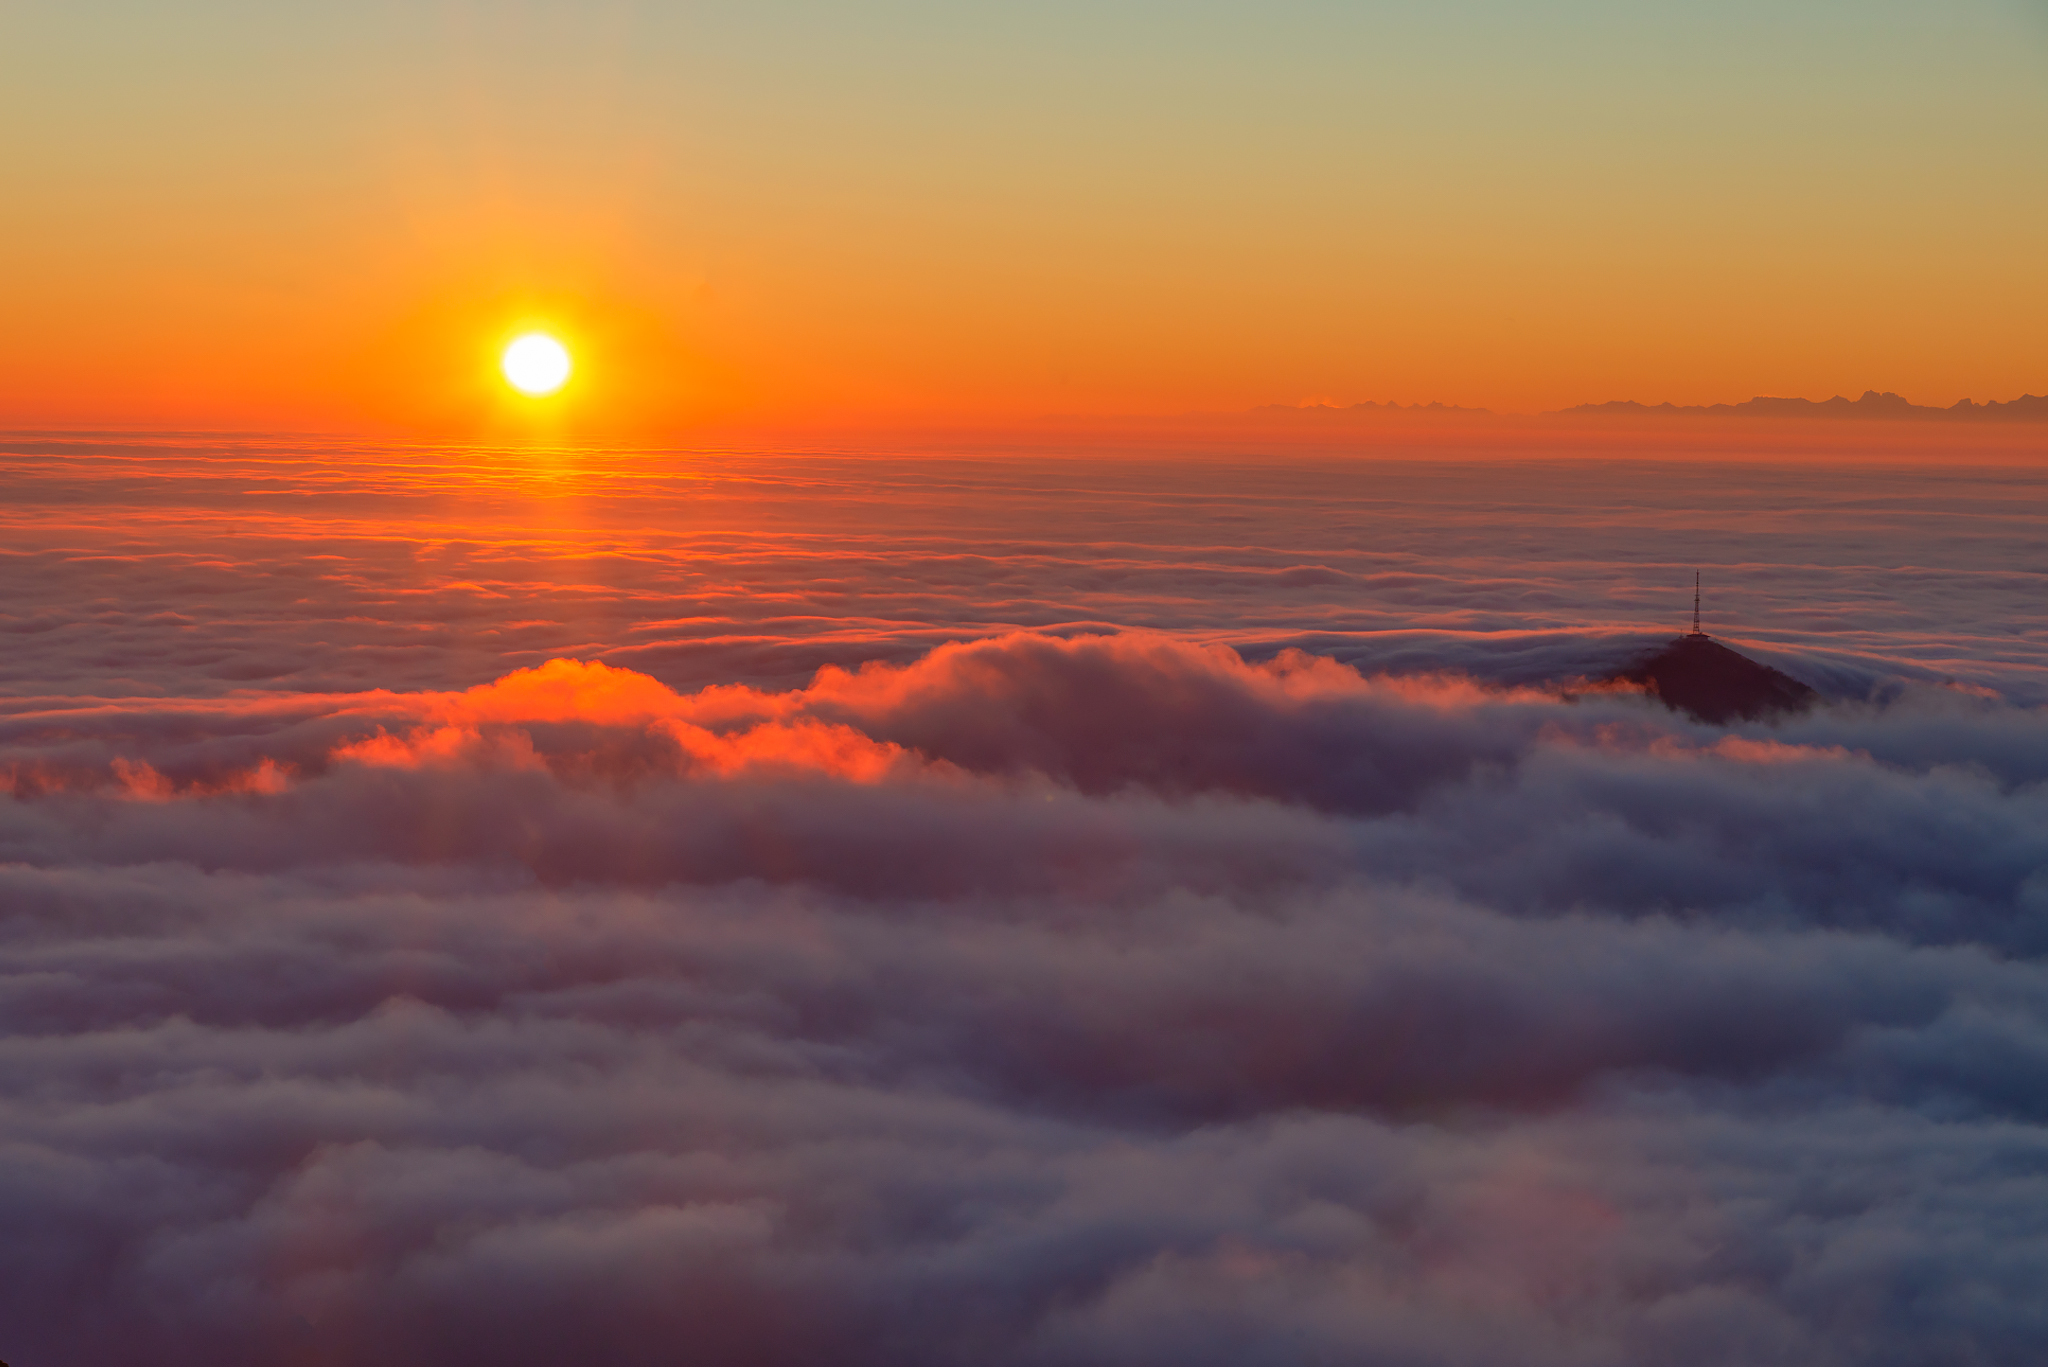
top-left (502, 333), bottom-right (572, 396)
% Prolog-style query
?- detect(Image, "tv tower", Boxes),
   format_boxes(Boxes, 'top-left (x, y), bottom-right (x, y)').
top-left (1690, 571), bottom-right (1703, 637)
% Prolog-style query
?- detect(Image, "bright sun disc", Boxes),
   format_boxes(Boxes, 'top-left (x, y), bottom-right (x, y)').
top-left (502, 333), bottom-right (572, 396)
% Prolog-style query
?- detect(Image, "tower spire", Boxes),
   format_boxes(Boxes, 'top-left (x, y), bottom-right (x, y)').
top-left (1692, 571), bottom-right (1702, 636)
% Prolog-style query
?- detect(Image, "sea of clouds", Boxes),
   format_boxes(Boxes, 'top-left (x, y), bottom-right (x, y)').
top-left (2, 436), bottom-right (2046, 1365)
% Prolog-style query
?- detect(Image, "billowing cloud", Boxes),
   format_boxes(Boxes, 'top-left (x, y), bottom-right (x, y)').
top-left (2, 438), bottom-right (2046, 1364)
top-left (5, 628), bottom-right (2048, 1365)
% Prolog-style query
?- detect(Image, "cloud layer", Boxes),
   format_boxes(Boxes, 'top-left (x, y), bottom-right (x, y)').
top-left (4, 436), bottom-right (2045, 702)
top-left (2, 437), bottom-right (2046, 1364)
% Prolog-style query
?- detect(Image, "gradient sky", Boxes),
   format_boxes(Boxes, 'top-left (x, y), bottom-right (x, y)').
top-left (6, 0), bottom-right (2047, 431)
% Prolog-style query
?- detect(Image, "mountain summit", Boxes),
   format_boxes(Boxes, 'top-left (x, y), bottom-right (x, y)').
top-left (1605, 632), bottom-right (1818, 724)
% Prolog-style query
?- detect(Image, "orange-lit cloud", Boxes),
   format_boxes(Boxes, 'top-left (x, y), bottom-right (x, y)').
top-left (332, 659), bottom-right (918, 784)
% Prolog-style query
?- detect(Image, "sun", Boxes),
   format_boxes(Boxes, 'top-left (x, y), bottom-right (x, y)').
top-left (502, 333), bottom-right (572, 396)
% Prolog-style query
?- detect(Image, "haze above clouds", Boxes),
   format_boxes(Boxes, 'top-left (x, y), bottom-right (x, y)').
top-left (3, 436), bottom-right (2047, 1365)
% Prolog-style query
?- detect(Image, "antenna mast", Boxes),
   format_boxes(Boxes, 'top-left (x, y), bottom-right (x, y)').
top-left (1692, 572), bottom-right (1701, 636)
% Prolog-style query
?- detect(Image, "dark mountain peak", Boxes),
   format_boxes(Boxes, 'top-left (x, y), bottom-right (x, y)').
top-left (1604, 633), bottom-right (1818, 725)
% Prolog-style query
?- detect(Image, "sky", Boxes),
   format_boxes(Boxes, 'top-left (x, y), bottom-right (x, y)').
top-left (5, 0), bottom-right (2048, 432)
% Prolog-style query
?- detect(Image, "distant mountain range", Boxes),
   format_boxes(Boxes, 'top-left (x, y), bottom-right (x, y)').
top-left (1248, 391), bottom-right (2048, 423)
top-left (1553, 390), bottom-right (2048, 422)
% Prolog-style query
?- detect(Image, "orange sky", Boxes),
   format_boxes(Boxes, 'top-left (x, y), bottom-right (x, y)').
top-left (5, 1), bottom-right (2046, 436)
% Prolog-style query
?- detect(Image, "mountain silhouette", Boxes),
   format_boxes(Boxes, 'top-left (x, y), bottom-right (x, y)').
top-left (1603, 633), bottom-right (1818, 724)
top-left (1557, 390), bottom-right (2048, 422)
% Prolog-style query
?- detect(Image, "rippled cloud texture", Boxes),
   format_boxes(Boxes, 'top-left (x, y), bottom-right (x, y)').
top-left (3, 436), bottom-right (2047, 1365)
